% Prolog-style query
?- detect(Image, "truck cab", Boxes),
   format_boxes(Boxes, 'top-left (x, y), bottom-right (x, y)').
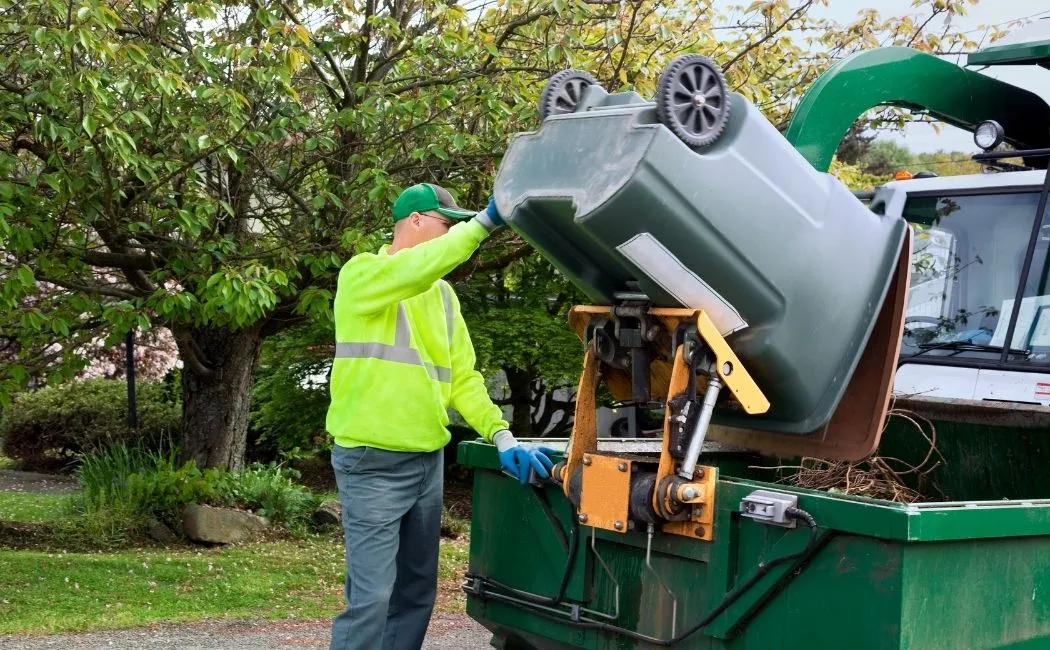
top-left (876, 170), bottom-right (1050, 404)
top-left (778, 20), bottom-right (1050, 410)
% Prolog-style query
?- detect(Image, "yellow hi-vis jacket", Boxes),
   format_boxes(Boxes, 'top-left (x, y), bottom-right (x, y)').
top-left (326, 218), bottom-right (510, 452)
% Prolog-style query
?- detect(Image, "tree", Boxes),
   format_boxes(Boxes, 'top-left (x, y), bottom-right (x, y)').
top-left (0, 0), bottom-right (560, 469)
top-left (73, 327), bottom-right (178, 381)
top-left (912, 149), bottom-right (983, 177)
top-left (0, 0), bottom-right (985, 469)
top-left (861, 140), bottom-right (917, 176)
top-left (835, 123), bottom-right (877, 166)
top-left (248, 321), bottom-right (332, 462)
top-left (457, 254), bottom-right (586, 438)
top-left (852, 140), bottom-right (984, 179)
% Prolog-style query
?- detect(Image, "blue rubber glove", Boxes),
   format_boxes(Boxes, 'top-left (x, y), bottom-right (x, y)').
top-left (486, 195), bottom-right (504, 227)
top-left (493, 430), bottom-right (556, 485)
top-left (474, 195), bottom-right (504, 231)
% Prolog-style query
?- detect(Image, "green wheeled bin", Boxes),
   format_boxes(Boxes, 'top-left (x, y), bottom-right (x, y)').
top-left (493, 56), bottom-right (909, 437)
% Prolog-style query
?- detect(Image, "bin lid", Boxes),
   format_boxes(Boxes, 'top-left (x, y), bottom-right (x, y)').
top-left (706, 233), bottom-right (911, 461)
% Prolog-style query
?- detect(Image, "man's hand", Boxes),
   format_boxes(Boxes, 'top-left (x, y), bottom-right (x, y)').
top-left (474, 195), bottom-right (505, 232)
top-left (492, 430), bottom-right (556, 485)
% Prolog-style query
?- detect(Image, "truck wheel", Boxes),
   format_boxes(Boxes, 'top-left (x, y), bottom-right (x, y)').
top-left (656, 54), bottom-right (730, 148)
top-left (538, 69), bottom-right (599, 121)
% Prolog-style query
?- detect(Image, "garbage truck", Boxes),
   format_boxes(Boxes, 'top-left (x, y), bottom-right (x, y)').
top-left (457, 18), bottom-right (1050, 650)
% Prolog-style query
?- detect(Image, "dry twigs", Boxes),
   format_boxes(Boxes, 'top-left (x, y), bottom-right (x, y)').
top-left (754, 401), bottom-right (944, 503)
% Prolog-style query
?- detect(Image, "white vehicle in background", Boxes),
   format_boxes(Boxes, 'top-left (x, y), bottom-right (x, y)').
top-left (875, 167), bottom-right (1050, 405)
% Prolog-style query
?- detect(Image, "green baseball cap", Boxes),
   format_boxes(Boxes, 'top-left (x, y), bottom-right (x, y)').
top-left (392, 183), bottom-right (476, 222)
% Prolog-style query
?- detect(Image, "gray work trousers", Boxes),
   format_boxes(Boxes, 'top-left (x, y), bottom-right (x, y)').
top-left (329, 443), bottom-right (443, 650)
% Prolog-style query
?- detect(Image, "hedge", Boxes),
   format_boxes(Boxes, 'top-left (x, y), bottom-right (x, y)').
top-left (0, 379), bottom-right (181, 472)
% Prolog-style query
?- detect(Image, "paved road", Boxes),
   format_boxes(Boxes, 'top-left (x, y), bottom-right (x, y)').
top-left (0, 469), bottom-right (78, 493)
top-left (0, 614), bottom-right (492, 649)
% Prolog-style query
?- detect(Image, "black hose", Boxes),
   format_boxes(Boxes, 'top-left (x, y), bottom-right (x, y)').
top-left (468, 485), bottom-right (581, 607)
top-left (533, 483), bottom-right (570, 552)
top-left (639, 506), bottom-right (823, 645)
top-left (532, 484), bottom-right (580, 604)
top-left (553, 517), bottom-right (579, 602)
top-left (468, 506), bottom-right (827, 646)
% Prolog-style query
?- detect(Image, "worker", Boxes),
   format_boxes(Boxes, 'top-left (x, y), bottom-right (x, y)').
top-left (325, 182), bottom-right (555, 650)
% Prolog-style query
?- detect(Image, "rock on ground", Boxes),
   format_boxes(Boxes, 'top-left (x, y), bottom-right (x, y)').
top-left (311, 501), bottom-right (342, 528)
top-left (0, 613), bottom-right (492, 649)
top-left (182, 503), bottom-right (270, 544)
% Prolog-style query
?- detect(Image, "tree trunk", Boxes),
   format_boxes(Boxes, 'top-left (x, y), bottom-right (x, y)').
top-left (504, 366), bottom-right (535, 437)
top-left (178, 324), bottom-right (264, 470)
top-left (533, 388), bottom-right (574, 437)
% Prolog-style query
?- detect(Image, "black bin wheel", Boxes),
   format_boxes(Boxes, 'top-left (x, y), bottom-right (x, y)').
top-left (655, 54), bottom-right (730, 148)
top-left (538, 69), bottom-right (599, 121)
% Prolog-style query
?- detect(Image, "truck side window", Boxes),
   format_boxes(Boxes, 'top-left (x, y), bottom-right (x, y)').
top-left (1004, 202), bottom-right (1050, 366)
top-left (901, 191), bottom-right (1047, 364)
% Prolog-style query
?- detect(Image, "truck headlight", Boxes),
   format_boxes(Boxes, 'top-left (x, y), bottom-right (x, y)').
top-left (974, 120), bottom-right (1004, 151)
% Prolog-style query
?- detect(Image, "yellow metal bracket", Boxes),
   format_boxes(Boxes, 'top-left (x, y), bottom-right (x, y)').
top-left (557, 305), bottom-right (770, 544)
top-left (659, 465), bottom-right (719, 541)
top-left (557, 347), bottom-right (599, 496)
top-left (689, 309), bottom-right (769, 415)
top-left (579, 453), bottom-right (632, 533)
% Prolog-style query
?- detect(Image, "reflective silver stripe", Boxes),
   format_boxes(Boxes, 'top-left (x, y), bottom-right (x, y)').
top-left (333, 292), bottom-right (454, 383)
top-left (395, 303), bottom-right (410, 347)
top-left (334, 342), bottom-right (451, 383)
top-left (439, 283), bottom-right (454, 342)
top-left (425, 363), bottom-right (451, 383)
top-left (335, 342), bottom-right (416, 365)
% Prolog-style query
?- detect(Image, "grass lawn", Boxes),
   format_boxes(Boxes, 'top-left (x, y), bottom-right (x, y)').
top-left (0, 488), bottom-right (473, 636)
top-left (0, 535), bottom-right (471, 635)
top-left (0, 492), bottom-right (72, 523)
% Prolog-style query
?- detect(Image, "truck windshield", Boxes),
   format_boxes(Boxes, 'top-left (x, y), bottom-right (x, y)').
top-left (902, 188), bottom-right (1050, 365)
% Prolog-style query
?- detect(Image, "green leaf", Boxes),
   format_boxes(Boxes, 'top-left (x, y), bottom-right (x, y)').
top-left (126, 44), bottom-right (147, 65)
top-left (131, 110), bottom-right (152, 127)
top-left (82, 114), bottom-right (97, 137)
top-left (16, 265), bottom-right (34, 287)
